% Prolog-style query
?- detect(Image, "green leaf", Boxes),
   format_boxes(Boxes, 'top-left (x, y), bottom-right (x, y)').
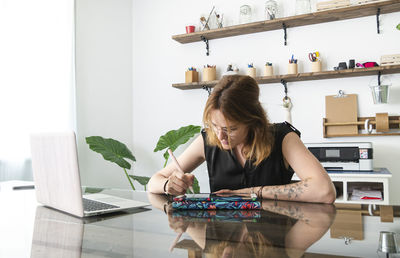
top-left (153, 125), bottom-right (202, 193)
top-left (86, 136), bottom-right (136, 170)
top-left (154, 125), bottom-right (201, 163)
top-left (397, 23), bottom-right (400, 30)
top-left (129, 175), bottom-right (150, 186)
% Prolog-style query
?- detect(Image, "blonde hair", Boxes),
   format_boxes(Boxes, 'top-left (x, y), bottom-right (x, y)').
top-left (203, 75), bottom-right (274, 166)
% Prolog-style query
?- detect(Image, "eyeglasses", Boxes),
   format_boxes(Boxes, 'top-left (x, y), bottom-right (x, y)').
top-left (209, 123), bottom-right (238, 137)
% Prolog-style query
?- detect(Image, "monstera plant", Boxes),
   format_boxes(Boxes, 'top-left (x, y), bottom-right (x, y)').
top-left (154, 125), bottom-right (202, 193)
top-left (86, 136), bottom-right (149, 190)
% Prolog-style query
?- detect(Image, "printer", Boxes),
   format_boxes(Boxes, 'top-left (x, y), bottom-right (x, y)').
top-left (305, 142), bottom-right (373, 171)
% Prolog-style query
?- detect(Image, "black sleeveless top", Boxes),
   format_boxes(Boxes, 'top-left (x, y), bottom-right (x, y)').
top-left (202, 122), bottom-right (301, 192)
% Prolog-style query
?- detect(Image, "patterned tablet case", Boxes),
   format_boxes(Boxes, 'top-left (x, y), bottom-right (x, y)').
top-left (172, 200), bottom-right (261, 210)
top-left (173, 194), bottom-right (257, 202)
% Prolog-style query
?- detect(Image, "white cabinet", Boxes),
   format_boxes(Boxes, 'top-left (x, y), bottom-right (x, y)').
top-left (292, 168), bottom-right (391, 205)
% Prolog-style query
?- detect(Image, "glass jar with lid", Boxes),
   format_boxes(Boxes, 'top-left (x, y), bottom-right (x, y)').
top-left (239, 5), bottom-right (252, 24)
top-left (265, 0), bottom-right (278, 20)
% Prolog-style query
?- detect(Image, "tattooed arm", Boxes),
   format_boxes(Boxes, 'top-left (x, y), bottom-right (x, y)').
top-left (260, 179), bottom-right (312, 202)
top-left (215, 132), bottom-right (336, 203)
top-left (278, 132), bottom-right (336, 203)
top-left (215, 179), bottom-right (320, 203)
top-left (261, 132), bottom-right (336, 203)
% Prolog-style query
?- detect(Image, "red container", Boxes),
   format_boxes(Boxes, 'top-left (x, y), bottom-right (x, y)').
top-left (185, 25), bottom-right (195, 33)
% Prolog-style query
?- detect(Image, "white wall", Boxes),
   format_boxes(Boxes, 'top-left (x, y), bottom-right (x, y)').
top-left (75, 0), bottom-right (133, 188)
top-left (132, 0), bottom-right (400, 202)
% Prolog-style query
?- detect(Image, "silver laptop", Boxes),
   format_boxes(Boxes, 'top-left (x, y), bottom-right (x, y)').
top-left (30, 131), bottom-right (149, 217)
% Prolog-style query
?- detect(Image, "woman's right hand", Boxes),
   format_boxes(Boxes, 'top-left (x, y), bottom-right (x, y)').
top-left (165, 170), bottom-right (194, 196)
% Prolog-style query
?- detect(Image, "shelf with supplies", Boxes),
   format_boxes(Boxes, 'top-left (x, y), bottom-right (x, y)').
top-left (323, 115), bottom-right (400, 137)
top-left (172, 0), bottom-right (400, 45)
top-left (172, 64), bottom-right (400, 90)
top-left (292, 168), bottom-right (392, 205)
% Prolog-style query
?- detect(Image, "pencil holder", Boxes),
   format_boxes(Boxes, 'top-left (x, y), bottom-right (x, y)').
top-left (185, 70), bottom-right (199, 83)
top-left (247, 67), bottom-right (256, 78)
top-left (311, 61), bottom-right (322, 72)
top-left (264, 65), bottom-right (273, 76)
top-left (287, 63), bottom-right (298, 74)
top-left (202, 67), bottom-right (216, 82)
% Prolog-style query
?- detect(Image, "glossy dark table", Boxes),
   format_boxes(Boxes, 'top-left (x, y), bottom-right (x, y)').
top-left (0, 184), bottom-right (399, 258)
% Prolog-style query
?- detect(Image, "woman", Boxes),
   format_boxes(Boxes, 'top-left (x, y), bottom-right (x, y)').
top-left (148, 75), bottom-right (336, 203)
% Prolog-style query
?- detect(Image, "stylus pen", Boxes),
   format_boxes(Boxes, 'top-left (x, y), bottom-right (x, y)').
top-left (168, 149), bottom-right (194, 193)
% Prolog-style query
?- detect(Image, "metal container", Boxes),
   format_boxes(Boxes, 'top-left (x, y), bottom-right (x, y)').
top-left (370, 84), bottom-right (390, 104)
top-left (377, 231), bottom-right (398, 254)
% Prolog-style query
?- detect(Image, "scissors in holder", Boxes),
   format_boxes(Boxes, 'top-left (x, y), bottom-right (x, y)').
top-left (308, 52), bottom-right (319, 62)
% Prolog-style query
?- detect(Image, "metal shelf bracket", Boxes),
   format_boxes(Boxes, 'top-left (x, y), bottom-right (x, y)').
top-left (282, 23), bottom-right (287, 46)
top-left (200, 36), bottom-right (210, 56)
top-left (281, 79), bottom-right (288, 99)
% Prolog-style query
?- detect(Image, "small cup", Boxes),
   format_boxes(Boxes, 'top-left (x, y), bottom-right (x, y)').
top-left (264, 65), bottom-right (274, 76)
top-left (185, 25), bottom-right (195, 33)
top-left (311, 61), bottom-right (322, 72)
top-left (247, 67), bottom-right (256, 78)
top-left (288, 63), bottom-right (298, 74)
top-left (202, 67), bottom-right (216, 81)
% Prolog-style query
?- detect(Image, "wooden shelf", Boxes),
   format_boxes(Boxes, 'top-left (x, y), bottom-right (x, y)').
top-left (172, 64), bottom-right (400, 90)
top-left (172, 0), bottom-right (400, 44)
top-left (323, 115), bottom-right (400, 137)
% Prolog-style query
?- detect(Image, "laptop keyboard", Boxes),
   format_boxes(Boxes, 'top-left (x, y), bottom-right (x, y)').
top-left (83, 198), bottom-right (119, 212)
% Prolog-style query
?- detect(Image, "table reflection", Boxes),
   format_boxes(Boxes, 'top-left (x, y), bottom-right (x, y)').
top-left (148, 193), bottom-right (336, 258)
top-left (31, 206), bottom-right (85, 258)
top-left (3, 188), bottom-right (399, 257)
top-left (30, 205), bottom-right (144, 258)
